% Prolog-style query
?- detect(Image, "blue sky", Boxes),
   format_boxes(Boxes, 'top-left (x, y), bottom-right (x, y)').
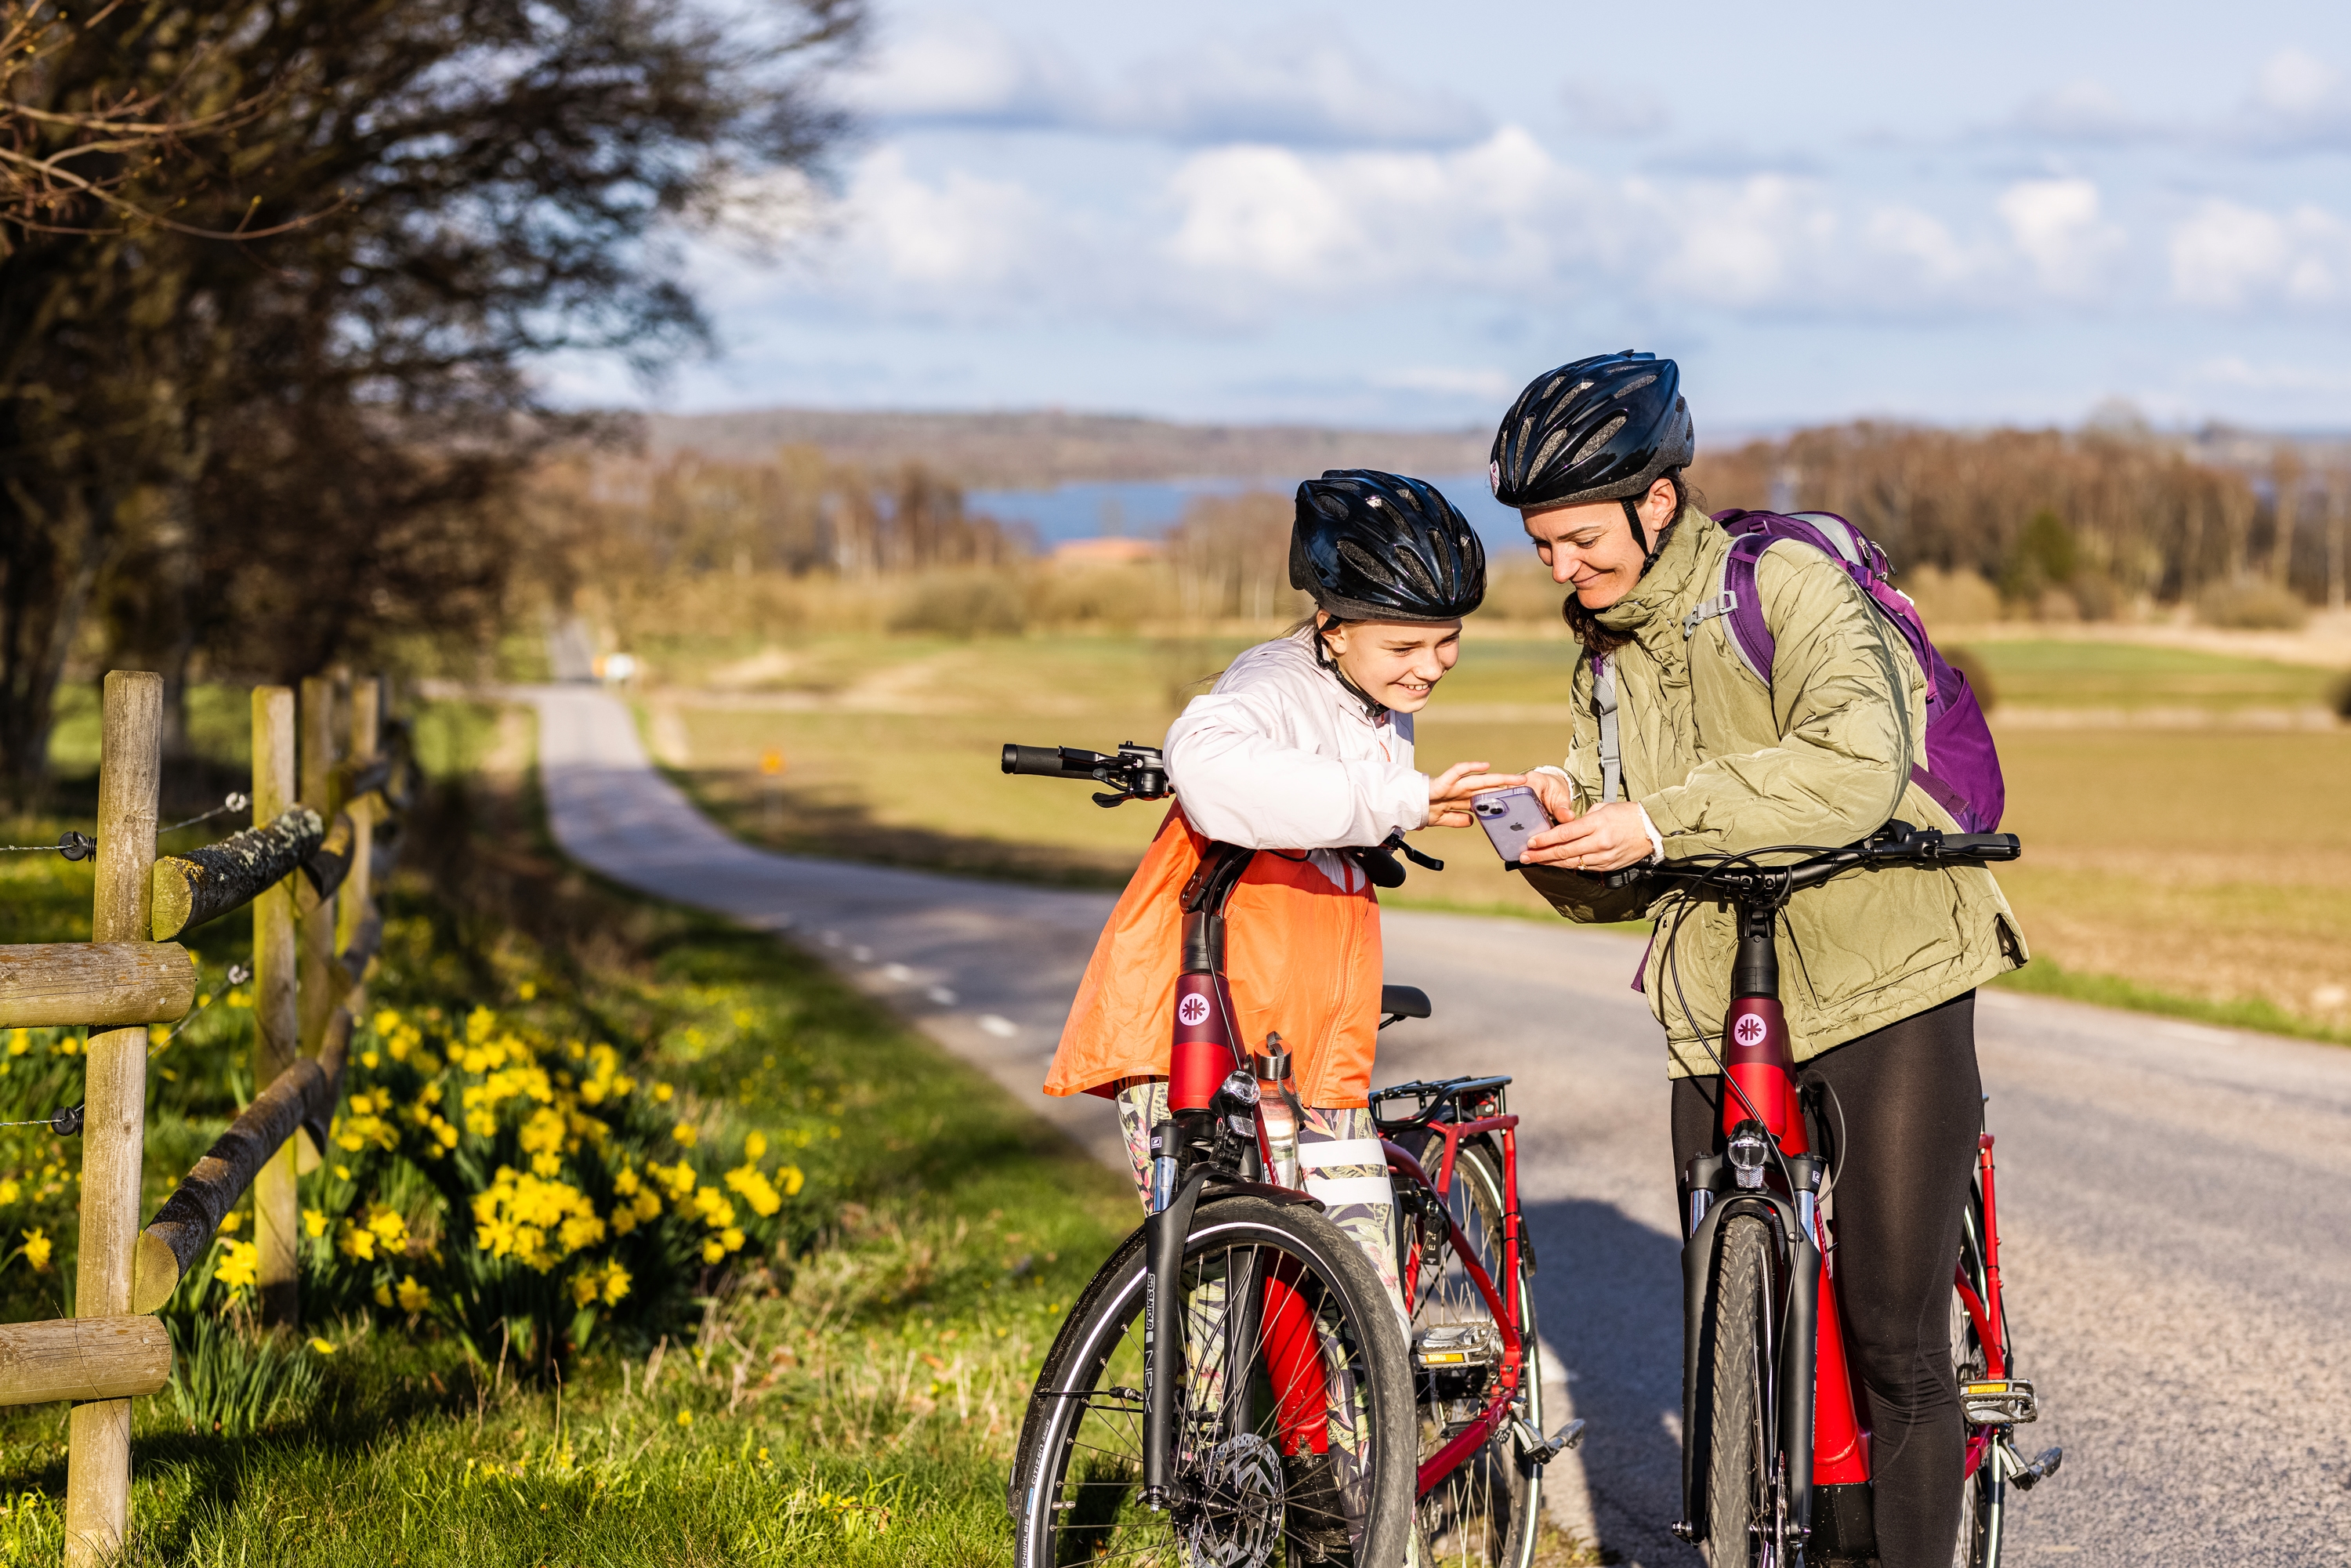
top-left (560, 0), bottom-right (2351, 433)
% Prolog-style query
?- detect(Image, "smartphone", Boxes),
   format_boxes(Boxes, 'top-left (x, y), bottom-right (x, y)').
top-left (1472, 786), bottom-right (1555, 867)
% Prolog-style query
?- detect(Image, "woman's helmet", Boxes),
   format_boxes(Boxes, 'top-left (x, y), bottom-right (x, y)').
top-left (1489, 352), bottom-right (1694, 516)
top-left (1289, 469), bottom-right (1486, 622)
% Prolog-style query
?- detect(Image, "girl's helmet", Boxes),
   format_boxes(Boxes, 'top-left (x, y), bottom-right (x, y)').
top-left (1288, 469), bottom-right (1486, 622)
top-left (1489, 351), bottom-right (1694, 511)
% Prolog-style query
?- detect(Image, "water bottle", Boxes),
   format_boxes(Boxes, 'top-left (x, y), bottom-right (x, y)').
top-left (1252, 1034), bottom-right (1302, 1191)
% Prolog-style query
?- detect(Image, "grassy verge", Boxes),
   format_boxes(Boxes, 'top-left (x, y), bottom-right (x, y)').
top-left (0, 712), bottom-right (1134, 1564)
top-left (1990, 959), bottom-right (2350, 1046)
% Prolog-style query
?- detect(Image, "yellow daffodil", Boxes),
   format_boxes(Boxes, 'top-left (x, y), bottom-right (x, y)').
top-left (20, 1228), bottom-right (52, 1273)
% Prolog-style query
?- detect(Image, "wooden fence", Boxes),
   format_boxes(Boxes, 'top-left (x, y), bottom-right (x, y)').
top-left (0, 670), bottom-right (408, 1563)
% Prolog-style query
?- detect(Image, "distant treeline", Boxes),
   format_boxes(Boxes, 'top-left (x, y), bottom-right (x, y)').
top-left (1695, 422), bottom-right (2349, 622)
top-left (544, 422), bottom-right (2349, 650)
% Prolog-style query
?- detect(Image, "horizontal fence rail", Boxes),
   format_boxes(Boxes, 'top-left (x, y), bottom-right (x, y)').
top-left (0, 943), bottom-right (196, 1027)
top-left (132, 1007), bottom-right (352, 1316)
top-left (0, 1318), bottom-right (174, 1406)
top-left (149, 807), bottom-right (324, 942)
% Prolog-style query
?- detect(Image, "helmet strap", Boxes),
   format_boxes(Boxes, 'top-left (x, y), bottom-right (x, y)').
top-left (1311, 615), bottom-right (1387, 720)
top-left (1621, 497), bottom-right (1651, 558)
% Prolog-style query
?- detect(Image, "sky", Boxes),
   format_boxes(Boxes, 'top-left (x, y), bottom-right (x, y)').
top-left (555, 0), bottom-right (2351, 434)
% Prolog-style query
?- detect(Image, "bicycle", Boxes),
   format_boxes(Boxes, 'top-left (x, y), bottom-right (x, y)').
top-left (1000, 741), bottom-right (1582, 1568)
top-left (1605, 821), bottom-right (2063, 1568)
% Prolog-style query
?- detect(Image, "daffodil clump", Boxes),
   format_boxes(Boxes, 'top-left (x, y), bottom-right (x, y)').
top-left (263, 994), bottom-right (811, 1353)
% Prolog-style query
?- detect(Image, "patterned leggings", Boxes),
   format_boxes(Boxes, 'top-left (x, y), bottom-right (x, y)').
top-left (1112, 1078), bottom-right (1407, 1325)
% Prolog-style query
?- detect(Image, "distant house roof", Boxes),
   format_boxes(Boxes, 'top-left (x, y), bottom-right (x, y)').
top-left (1051, 537), bottom-right (1162, 565)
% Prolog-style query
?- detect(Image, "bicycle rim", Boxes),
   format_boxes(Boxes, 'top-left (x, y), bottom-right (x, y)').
top-left (1009, 1197), bottom-right (1413, 1568)
top-left (1404, 1135), bottom-right (1542, 1568)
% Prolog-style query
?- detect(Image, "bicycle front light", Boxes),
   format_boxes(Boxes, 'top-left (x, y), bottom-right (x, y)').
top-left (1725, 1121), bottom-right (1771, 1190)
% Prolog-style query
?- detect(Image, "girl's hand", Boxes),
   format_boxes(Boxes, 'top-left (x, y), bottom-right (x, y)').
top-left (1521, 769), bottom-right (1577, 826)
top-left (1520, 800), bottom-right (1654, 873)
top-left (1426, 762), bottom-right (1514, 828)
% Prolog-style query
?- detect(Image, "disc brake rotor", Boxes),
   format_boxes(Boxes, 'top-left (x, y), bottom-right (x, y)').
top-left (1183, 1432), bottom-right (1285, 1567)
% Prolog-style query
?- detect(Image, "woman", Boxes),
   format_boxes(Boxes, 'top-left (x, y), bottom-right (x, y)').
top-left (1488, 353), bottom-right (2027, 1568)
top-left (1046, 469), bottom-right (1493, 1298)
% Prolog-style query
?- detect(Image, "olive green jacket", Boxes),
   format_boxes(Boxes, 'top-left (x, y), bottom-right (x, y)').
top-left (1523, 508), bottom-right (2027, 1077)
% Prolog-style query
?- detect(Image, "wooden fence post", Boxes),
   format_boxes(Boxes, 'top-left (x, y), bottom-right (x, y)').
top-left (335, 678), bottom-right (380, 962)
top-left (63, 671), bottom-right (162, 1563)
top-left (251, 687), bottom-right (300, 1326)
top-left (296, 678), bottom-right (339, 1084)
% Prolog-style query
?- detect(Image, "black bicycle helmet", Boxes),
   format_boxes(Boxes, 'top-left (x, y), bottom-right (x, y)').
top-left (1289, 469), bottom-right (1486, 622)
top-left (1489, 351), bottom-right (1694, 513)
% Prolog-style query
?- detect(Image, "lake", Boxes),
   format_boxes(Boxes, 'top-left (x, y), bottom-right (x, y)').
top-left (969, 471), bottom-right (1530, 553)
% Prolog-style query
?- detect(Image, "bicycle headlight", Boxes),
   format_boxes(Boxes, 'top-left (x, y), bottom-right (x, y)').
top-left (1725, 1121), bottom-right (1771, 1190)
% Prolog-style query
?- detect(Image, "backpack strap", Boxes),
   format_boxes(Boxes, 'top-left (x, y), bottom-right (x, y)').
top-left (1592, 654), bottom-right (1624, 805)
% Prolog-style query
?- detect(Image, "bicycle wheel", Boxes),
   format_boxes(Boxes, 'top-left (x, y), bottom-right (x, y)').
top-left (1951, 1179), bottom-right (2002, 1568)
top-left (1009, 1195), bottom-right (1415, 1567)
top-left (1691, 1213), bottom-right (1773, 1568)
top-left (1401, 1133), bottom-right (1543, 1567)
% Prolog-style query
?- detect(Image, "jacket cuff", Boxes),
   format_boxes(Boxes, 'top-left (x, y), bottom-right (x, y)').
top-left (1636, 804), bottom-right (1665, 863)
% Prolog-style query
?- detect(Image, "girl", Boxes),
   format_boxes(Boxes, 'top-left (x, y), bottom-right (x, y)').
top-left (1045, 468), bottom-right (1493, 1309)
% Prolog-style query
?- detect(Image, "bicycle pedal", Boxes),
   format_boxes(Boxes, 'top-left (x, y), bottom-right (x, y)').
top-left (2011, 1443), bottom-right (2063, 1491)
top-left (1514, 1417), bottom-right (1585, 1467)
top-left (1959, 1376), bottom-right (2038, 1425)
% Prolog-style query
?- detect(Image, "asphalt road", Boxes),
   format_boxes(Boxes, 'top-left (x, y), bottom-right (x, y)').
top-left (530, 683), bottom-right (2351, 1566)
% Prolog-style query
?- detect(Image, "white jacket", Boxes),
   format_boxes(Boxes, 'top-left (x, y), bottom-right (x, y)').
top-left (1164, 632), bottom-right (1429, 890)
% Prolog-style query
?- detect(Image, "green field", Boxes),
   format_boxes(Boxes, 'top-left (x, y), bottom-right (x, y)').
top-left (653, 632), bottom-right (2351, 1042)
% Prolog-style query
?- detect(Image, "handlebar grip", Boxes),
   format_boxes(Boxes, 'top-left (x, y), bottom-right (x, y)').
top-left (1942, 832), bottom-right (2023, 860)
top-left (1002, 744), bottom-right (1068, 777)
top-left (1002, 743), bottom-right (1114, 780)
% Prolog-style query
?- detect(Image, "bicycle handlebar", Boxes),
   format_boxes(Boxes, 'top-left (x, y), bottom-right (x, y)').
top-left (1001, 741), bottom-right (1172, 806)
top-left (1605, 822), bottom-right (2020, 900)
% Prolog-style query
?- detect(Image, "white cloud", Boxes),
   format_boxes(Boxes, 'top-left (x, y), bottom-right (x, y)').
top-left (1997, 179), bottom-right (2126, 297)
top-left (2253, 48), bottom-right (2340, 116)
top-left (2169, 199), bottom-right (2349, 309)
top-left (837, 16), bottom-right (1486, 148)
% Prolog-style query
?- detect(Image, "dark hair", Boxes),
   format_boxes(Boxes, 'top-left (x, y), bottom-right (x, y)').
top-left (1561, 469), bottom-right (1703, 654)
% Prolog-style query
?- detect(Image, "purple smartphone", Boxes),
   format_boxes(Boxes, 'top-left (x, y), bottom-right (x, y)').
top-left (1472, 785), bottom-right (1554, 867)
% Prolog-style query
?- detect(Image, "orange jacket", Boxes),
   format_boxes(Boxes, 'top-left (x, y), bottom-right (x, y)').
top-left (1045, 805), bottom-right (1384, 1109)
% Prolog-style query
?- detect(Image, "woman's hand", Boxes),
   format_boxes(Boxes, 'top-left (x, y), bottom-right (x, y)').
top-left (1426, 762), bottom-right (1516, 828)
top-left (1520, 800), bottom-right (1654, 874)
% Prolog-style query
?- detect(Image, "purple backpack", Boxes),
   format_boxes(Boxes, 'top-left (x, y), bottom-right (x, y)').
top-left (1686, 509), bottom-right (2005, 833)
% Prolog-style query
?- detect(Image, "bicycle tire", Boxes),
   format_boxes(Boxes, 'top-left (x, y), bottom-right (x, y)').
top-left (1951, 1179), bottom-right (2003, 1568)
top-left (1403, 1133), bottom-right (1544, 1568)
top-left (1009, 1195), bottom-right (1415, 1567)
top-left (1692, 1213), bottom-right (1773, 1568)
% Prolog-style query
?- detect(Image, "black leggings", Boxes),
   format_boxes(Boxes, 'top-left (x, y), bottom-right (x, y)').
top-left (1672, 991), bottom-right (1982, 1568)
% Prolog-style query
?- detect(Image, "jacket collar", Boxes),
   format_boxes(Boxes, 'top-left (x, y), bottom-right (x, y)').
top-left (1592, 505), bottom-right (1715, 636)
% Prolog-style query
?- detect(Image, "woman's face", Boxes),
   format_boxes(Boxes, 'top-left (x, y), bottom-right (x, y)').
top-left (1521, 476), bottom-right (1679, 610)
top-left (1319, 617), bottom-right (1463, 713)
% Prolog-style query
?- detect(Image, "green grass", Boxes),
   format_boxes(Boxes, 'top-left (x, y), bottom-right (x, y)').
top-left (1961, 639), bottom-right (2340, 711)
top-left (0, 715), bottom-right (1135, 1564)
top-left (1991, 959), bottom-right (2351, 1046)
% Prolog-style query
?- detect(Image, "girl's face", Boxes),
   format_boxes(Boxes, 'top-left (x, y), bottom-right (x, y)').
top-left (1319, 617), bottom-right (1463, 712)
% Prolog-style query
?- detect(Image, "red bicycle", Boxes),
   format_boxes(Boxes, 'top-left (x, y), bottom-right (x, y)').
top-left (1002, 741), bottom-right (1578, 1567)
top-left (1610, 823), bottom-right (2063, 1566)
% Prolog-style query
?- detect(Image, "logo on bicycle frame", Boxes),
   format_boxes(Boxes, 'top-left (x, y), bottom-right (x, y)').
top-left (1177, 993), bottom-right (1211, 1027)
top-left (1733, 1013), bottom-right (1767, 1048)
